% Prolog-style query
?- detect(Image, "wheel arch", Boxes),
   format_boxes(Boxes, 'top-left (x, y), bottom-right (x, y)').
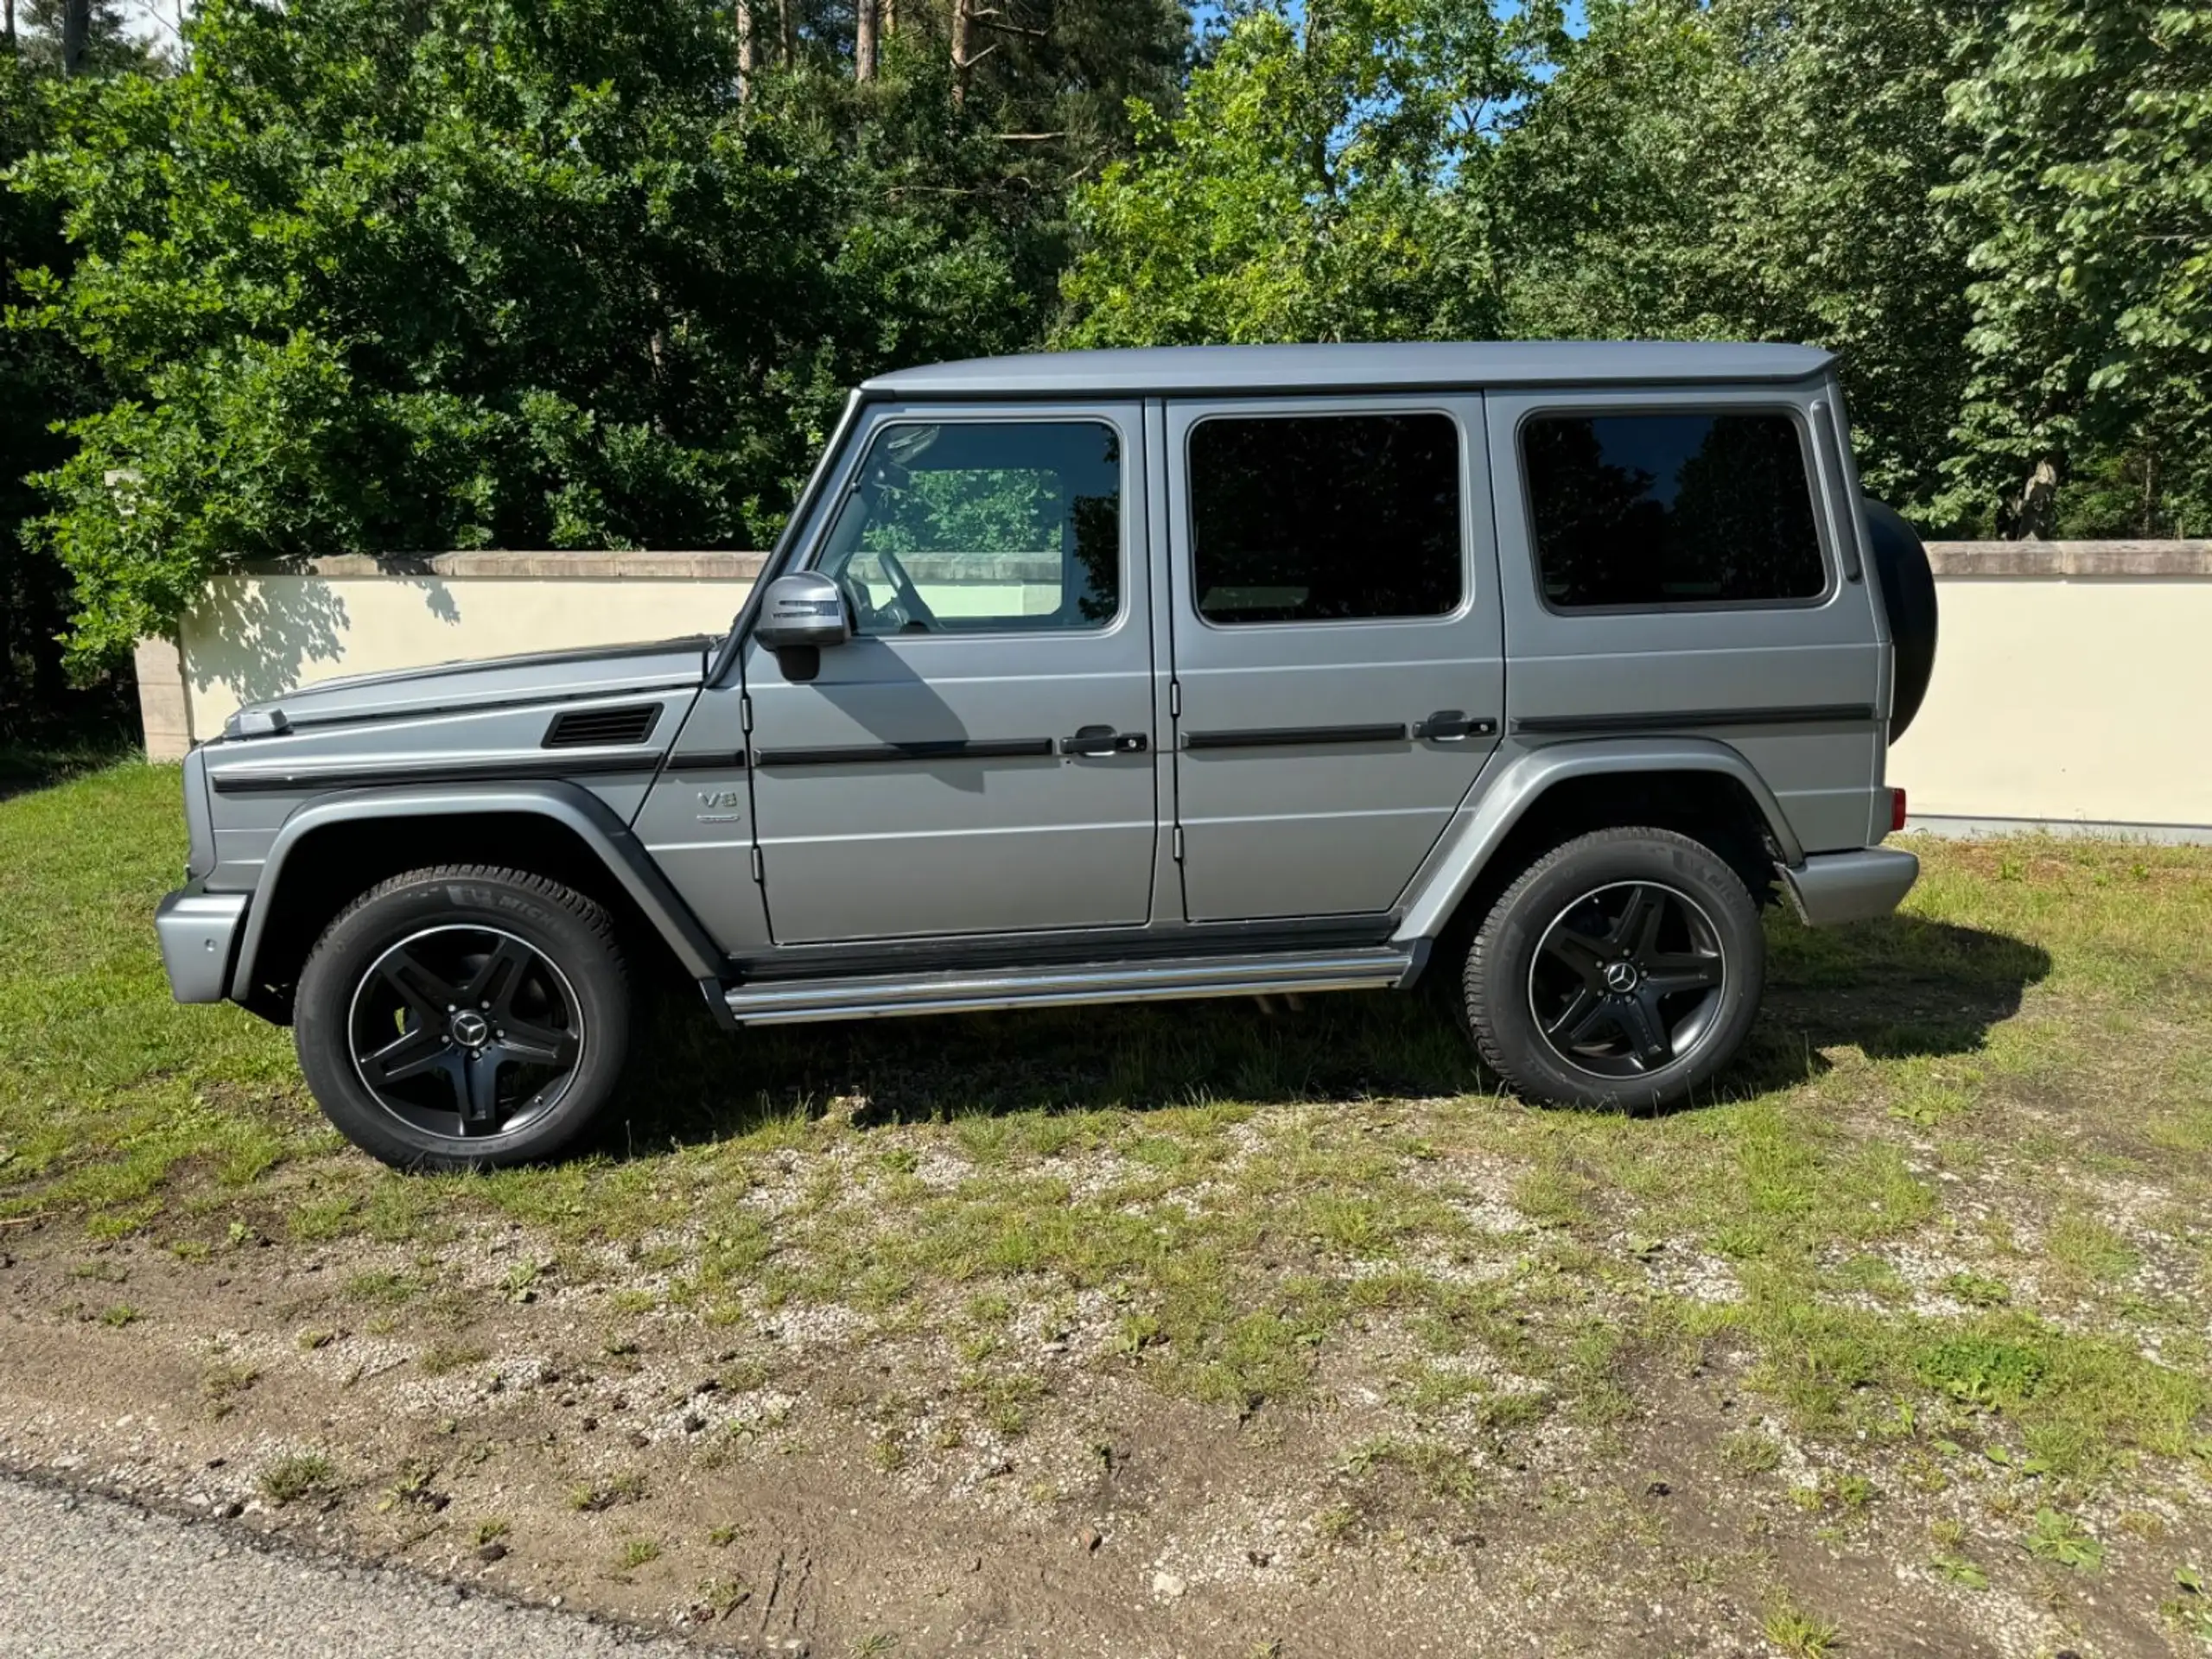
top-left (1395, 739), bottom-right (1804, 957)
top-left (229, 782), bottom-right (723, 1014)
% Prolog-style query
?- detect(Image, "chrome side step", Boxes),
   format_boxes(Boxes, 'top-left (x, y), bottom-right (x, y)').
top-left (721, 945), bottom-right (1423, 1027)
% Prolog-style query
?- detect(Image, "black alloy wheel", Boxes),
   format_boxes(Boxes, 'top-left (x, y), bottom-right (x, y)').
top-left (1527, 880), bottom-right (1726, 1077)
top-left (295, 865), bottom-right (631, 1170)
top-left (348, 925), bottom-right (584, 1141)
top-left (1462, 826), bottom-right (1765, 1110)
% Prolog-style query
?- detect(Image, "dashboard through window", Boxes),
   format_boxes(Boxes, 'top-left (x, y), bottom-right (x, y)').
top-left (1522, 410), bottom-right (1827, 609)
top-left (815, 420), bottom-right (1121, 636)
top-left (1187, 412), bottom-right (1463, 624)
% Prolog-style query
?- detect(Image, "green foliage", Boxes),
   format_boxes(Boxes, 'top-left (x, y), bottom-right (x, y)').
top-left (0, 48), bottom-right (112, 721)
top-left (1066, 0), bottom-right (2212, 534)
top-left (6, 0), bottom-right (2211, 674)
top-left (12, 0), bottom-right (1185, 674)
top-left (1940, 0), bottom-right (2212, 537)
top-left (1060, 0), bottom-right (1566, 347)
top-left (2020, 1506), bottom-right (2104, 1573)
top-left (1915, 1333), bottom-right (2048, 1408)
top-left (1498, 0), bottom-right (1998, 517)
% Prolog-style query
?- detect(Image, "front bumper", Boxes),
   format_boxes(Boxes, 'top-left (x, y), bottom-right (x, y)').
top-left (1777, 848), bottom-right (1921, 927)
top-left (155, 886), bottom-right (250, 1003)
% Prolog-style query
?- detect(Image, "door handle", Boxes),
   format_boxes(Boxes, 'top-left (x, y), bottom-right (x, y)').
top-left (1414, 710), bottom-right (1498, 742)
top-left (1060, 725), bottom-right (1148, 756)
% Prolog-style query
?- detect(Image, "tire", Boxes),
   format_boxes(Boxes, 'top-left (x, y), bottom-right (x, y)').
top-left (1463, 827), bottom-right (1764, 1111)
top-left (1864, 499), bottom-right (1938, 741)
top-left (294, 865), bottom-right (631, 1170)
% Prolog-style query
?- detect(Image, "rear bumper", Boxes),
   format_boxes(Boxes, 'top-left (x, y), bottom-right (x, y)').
top-left (1777, 849), bottom-right (1920, 927)
top-left (155, 886), bottom-right (250, 1003)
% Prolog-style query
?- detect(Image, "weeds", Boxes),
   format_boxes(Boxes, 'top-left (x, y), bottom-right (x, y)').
top-left (257, 1451), bottom-right (334, 1505)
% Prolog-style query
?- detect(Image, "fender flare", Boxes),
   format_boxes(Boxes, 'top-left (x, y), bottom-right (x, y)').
top-left (229, 779), bottom-right (725, 1000)
top-left (1392, 737), bottom-right (1806, 945)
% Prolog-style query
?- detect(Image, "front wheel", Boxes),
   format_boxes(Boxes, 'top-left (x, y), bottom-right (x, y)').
top-left (294, 866), bottom-right (631, 1170)
top-left (1463, 827), bottom-right (1764, 1110)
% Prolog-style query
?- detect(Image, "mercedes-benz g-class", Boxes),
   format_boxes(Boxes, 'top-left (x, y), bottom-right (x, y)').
top-left (156, 342), bottom-right (1936, 1168)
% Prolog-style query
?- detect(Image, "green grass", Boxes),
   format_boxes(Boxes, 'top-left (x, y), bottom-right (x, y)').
top-left (3, 766), bottom-right (2210, 1515)
top-left (257, 1450), bottom-right (335, 1505)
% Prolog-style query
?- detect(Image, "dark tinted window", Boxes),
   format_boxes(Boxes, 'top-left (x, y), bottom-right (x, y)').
top-left (1189, 414), bottom-right (1461, 624)
top-left (1522, 412), bottom-right (1826, 608)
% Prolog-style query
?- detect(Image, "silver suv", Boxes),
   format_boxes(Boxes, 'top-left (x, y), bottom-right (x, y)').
top-left (155, 343), bottom-right (1936, 1169)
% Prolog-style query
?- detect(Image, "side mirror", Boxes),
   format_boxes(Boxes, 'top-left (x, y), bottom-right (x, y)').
top-left (753, 571), bottom-right (851, 682)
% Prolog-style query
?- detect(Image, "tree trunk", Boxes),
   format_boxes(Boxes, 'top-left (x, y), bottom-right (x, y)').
top-left (882, 0), bottom-right (895, 37)
top-left (736, 0), bottom-right (755, 98)
top-left (855, 0), bottom-right (877, 80)
top-left (950, 0), bottom-right (972, 106)
top-left (2006, 455), bottom-right (2063, 540)
top-left (5, 0), bottom-right (17, 55)
top-left (60, 0), bottom-right (91, 75)
top-left (779, 0), bottom-right (794, 68)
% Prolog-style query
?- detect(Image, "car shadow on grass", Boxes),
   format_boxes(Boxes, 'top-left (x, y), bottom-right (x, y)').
top-left (1729, 913), bottom-right (2053, 1096)
top-left (596, 912), bottom-right (2053, 1154)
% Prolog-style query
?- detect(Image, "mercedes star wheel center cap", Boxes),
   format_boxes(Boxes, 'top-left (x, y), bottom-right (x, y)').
top-left (1603, 960), bottom-right (1640, 994)
top-left (450, 1010), bottom-right (491, 1049)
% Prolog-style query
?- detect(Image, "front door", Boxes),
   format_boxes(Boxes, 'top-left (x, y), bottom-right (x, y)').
top-left (1162, 395), bottom-right (1505, 921)
top-left (745, 405), bottom-right (1158, 944)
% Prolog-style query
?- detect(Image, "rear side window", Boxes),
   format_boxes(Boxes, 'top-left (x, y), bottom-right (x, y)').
top-left (1522, 411), bottom-right (1827, 609)
top-left (1188, 413), bottom-right (1462, 624)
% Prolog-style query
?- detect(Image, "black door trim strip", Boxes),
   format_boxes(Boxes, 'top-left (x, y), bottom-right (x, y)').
top-left (1511, 703), bottom-right (1878, 738)
top-left (667, 750), bottom-right (748, 772)
top-left (1183, 722), bottom-right (1409, 752)
top-left (753, 737), bottom-right (1057, 768)
top-left (210, 753), bottom-right (665, 794)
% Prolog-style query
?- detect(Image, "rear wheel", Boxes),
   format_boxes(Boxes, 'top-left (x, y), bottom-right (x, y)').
top-left (294, 866), bottom-right (630, 1170)
top-left (1463, 827), bottom-right (1764, 1109)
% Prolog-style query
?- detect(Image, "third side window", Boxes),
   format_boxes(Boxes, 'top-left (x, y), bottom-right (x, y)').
top-left (1522, 411), bottom-right (1827, 609)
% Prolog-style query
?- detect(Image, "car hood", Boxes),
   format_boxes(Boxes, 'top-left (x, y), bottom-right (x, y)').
top-left (220, 636), bottom-right (718, 738)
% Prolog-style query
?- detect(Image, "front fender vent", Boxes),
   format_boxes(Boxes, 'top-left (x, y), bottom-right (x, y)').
top-left (543, 703), bottom-right (662, 749)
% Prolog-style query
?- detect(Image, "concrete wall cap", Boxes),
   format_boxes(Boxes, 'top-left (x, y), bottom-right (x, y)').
top-left (1925, 541), bottom-right (2212, 578)
top-left (233, 550), bottom-right (770, 580)
top-left (226, 542), bottom-right (2212, 582)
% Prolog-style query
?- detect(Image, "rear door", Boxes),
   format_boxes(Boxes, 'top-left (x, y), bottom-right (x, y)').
top-left (1161, 395), bottom-right (1504, 921)
top-left (1484, 386), bottom-right (1885, 853)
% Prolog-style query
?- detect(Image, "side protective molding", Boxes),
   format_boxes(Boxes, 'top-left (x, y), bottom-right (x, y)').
top-left (228, 780), bottom-right (726, 1000)
top-left (1393, 737), bottom-right (1808, 946)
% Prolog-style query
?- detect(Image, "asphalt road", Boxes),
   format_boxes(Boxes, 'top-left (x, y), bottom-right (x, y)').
top-left (0, 1472), bottom-right (719, 1658)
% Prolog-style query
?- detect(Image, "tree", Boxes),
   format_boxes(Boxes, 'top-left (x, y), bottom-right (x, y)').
top-left (1497, 0), bottom-right (1996, 518)
top-left (1939, 0), bottom-right (2212, 537)
top-left (16, 0), bottom-right (1183, 671)
top-left (1060, 0), bottom-right (1564, 348)
top-left (13, 0), bottom-right (145, 77)
top-left (1, 4), bottom-right (156, 728)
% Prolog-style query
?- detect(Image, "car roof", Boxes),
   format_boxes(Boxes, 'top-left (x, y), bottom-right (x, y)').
top-left (861, 340), bottom-right (1835, 401)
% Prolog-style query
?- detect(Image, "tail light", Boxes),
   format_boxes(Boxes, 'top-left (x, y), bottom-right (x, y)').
top-left (1890, 787), bottom-right (1909, 834)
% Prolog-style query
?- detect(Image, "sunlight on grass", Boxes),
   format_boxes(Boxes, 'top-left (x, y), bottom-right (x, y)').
top-left (2, 767), bottom-right (2208, 1506)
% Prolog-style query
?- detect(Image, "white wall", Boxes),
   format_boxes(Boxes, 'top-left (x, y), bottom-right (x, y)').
top-left (156, 555), bottom-right (762, 750)
top-left (143, 545), bottom-right (2212, 837)
top-left (1890, 573), bottom-right (2212, 833)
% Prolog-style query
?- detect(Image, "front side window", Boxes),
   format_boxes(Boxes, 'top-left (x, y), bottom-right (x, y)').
top-left (1188, 413), bottom-right (1463, 625)
top-left (1522, 411), bottom-right (1827, 609)
top-left (815, 420), bottom-right (1121, 635)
